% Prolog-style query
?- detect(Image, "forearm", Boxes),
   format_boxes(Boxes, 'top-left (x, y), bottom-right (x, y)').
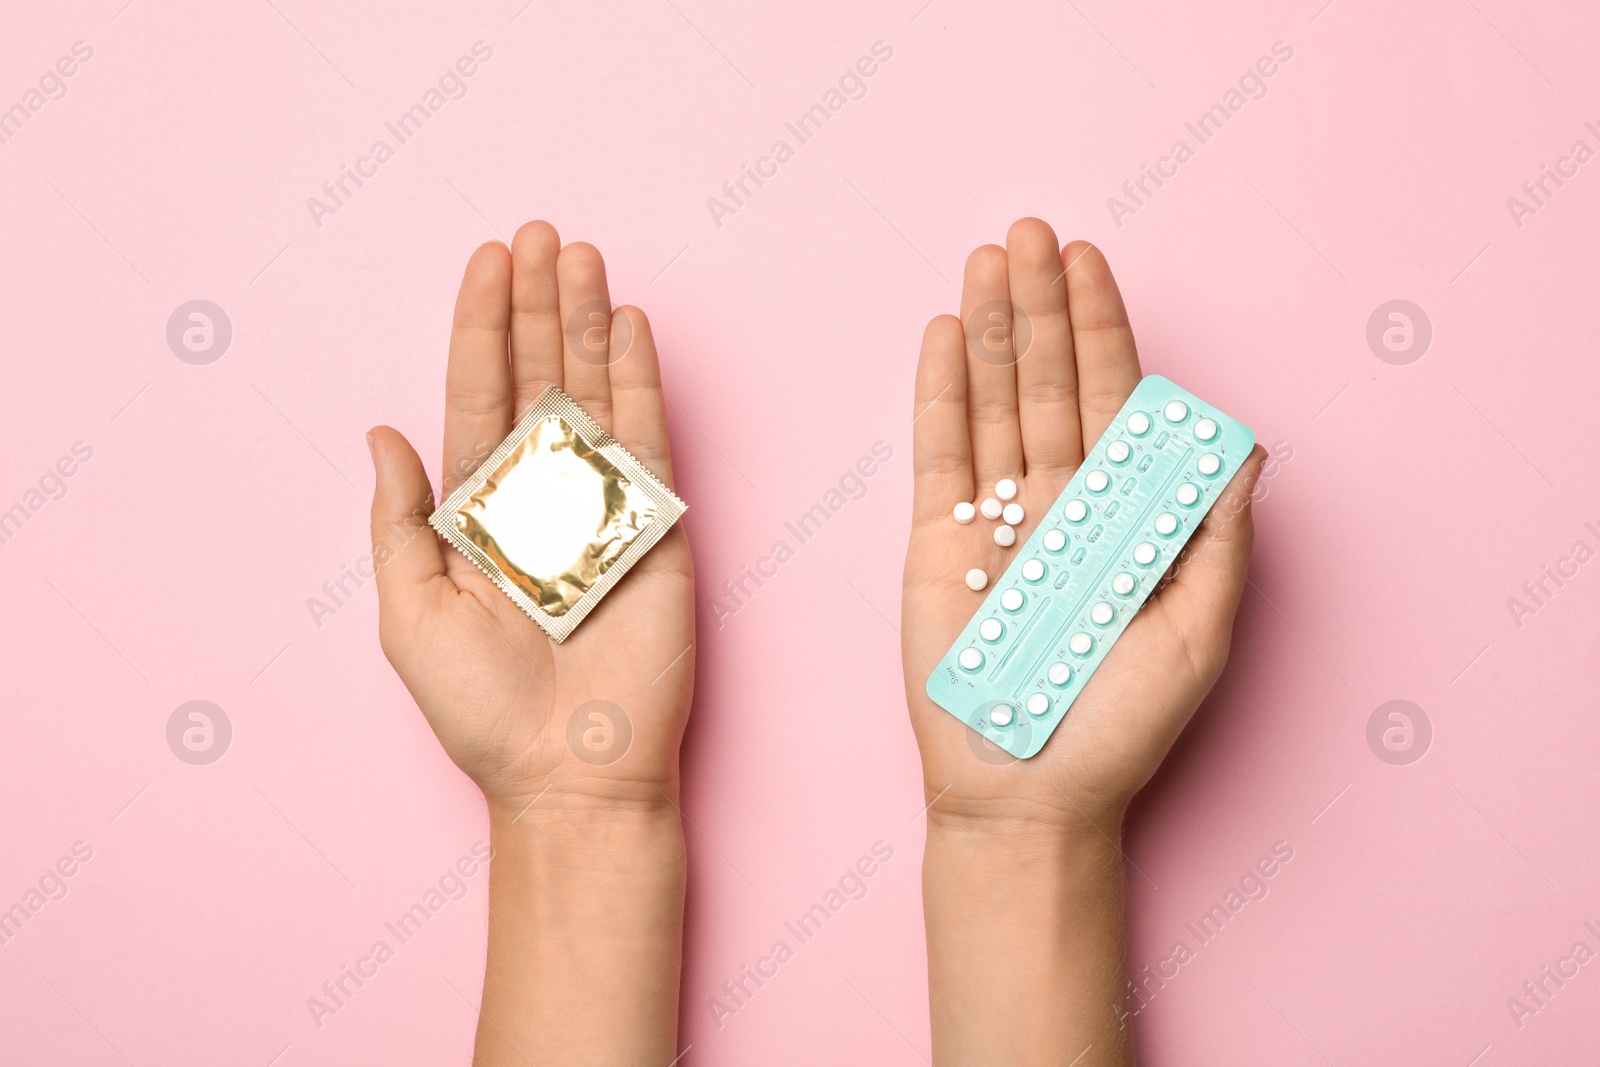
top-left (923, 813), bottom-right (1134, 1067)
top-left (475, 794), bottom-right (687, 1067)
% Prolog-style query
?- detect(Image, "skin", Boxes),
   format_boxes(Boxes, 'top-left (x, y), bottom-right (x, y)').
top-left (902, 218), bottom-right (1266, 1066)
top-left (367, 221), bottom-right (693, 1067)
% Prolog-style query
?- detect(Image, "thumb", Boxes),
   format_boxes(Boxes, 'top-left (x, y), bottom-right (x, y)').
top-left (1155, 444), bottom-right (1266, 650)
top-left (367, 426), bottom-right (448, 652)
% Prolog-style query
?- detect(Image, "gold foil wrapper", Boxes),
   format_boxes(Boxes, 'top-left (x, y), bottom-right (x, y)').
top-left (429, 387), bottom-right (686, 642)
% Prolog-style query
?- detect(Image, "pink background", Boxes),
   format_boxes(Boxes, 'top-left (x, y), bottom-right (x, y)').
top-left (4, 0), bottom-right (1599, 1063)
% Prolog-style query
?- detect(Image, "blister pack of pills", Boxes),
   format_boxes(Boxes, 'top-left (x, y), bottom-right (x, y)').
top-left (926, 376), bottom-right (1255, 759)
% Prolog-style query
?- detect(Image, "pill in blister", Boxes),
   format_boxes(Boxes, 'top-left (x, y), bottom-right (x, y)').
top-left (1043, 529), bottom-right (1067, 553)
top-left (1026, 693), bottom-right (1051, 717)
top-left (991, 704), bottom-right (1014, 728)
top-left (1154, 513), bottom-right (1179, 537)
top-left (1133, 542), bottom-right (1158, 566)
top-left (1127, 412), bottom-right (1151, 436)
top-left (1085, 470), bottom-right (1110, 493)
top-left (1175, 483), bottom-right (1200, 507)
top-left (1047, 662), bottom-right (1073, 686)
top-left (1069, 632), bottom-right (1094, 656)
top-left (1197, 453), bottom-right (1222, 477)
top-left (1164, 400), bottom-right (1189, 423)
top-left (1195, 418), bottom-right (1217, 442)
top-left (994, 524), bottom-right (1017, 547)
top-left (1002, 502), bottom-right (1024, 525)
top-left (1063, 500), bottom-right (1088, 523)
top-left (1090, 602), bottom-right (1115, 626)
top-left (959, 647), bottom-right (984, 670)
top-left (979, 618), bottom-right (1004, 642)
top-left (965, 568), bottom-right (989, 590)
top-left (996, 478), bottom-right (1018, 501)
top-left (1107, 441), bottom-right (1131, 464)
top-left (1021, 559), bottom-right (1045, 582)
top-left (1000, 589), bottom-right (1024, 612)
top-left (981, 497), bottom-right (1003, 520)
top-left (1111, 572), bottom-right (1136, 597)
top-left (953, 501), bottom-right (976, 524)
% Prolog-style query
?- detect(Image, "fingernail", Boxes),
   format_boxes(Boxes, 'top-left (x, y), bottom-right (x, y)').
top-left (365, 431), bottom-right (376, 462)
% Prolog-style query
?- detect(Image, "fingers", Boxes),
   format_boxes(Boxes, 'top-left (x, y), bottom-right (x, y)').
top-left (443, 242), bottom-right (514, 495)
top-left (1062, 241), bottom-right (1142, 451)
top-left (911, 315), bottom-right (973, 525)
top-left (508, 220), bottom-right (563, 413)
top-left (1156, 445), bottom-right (1266, 656)
top-left (1006, 218), bottom-right (1083, 475)
top-left (959, 245), bottom-right (1024, 488)
top-left (368, 426), bottom-right (448, 654)
top-left (607, 306), bottom-right (675, 489)
top-left (557, 242), bottom-right (614, 430)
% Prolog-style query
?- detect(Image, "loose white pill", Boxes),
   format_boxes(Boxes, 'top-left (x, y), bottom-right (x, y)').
top-left (1047, 662), bottom-right (1073, 686)
top-left (1043, 529), bottom-right (1067, 553)
top-left (953, 501), bottom-right (976, 524)
top-left (1069, 632), bottom-right (1094, 656)
top-left (959, 647), bottom-right (984, 670)
top-left (1164, 400), bottom-right (1189, 423)
top-left (965, 568), bottom-right (989, 591)
top-left (1111, 572), bottom-right (1136, 597)
top-left (1086, 470), bottom-right (1110, 493)
top-left (994, 524), bottom-right (1017, 547)
top-left (1195, 417), bottom-right (1218, 442)
top-left (1021, 559), bottom-right (1045, 582)
top-left (979, 618), bottom-right (1004, 642)
top-left (995, 478), bottom-right (1018, 501)
top-left (1133, 542), bottom-right (1158, 566)
top-left (1154, 513), bottom-right (1179, 537)
top-left (980, 497), bottom-right (1003, 520)
top-left (1198, 453), bottom-right (1222, 477)
top-left (1127, 412), bottom-right (1151, 436)
top-left (1107, 441), bottom-right (1131, 464)
top-left (1002, 502), bottom-right (1024, 525)
top-left (1063, 499), bottom-right (1089, 523)
top-left (991, 704), bottom-right (1014, 728)
top-left (1176, 483), bottom-right (1200, 507)
top-left (1090, 601), bottom-right (1115, 627)
top-left (1000, 589), bottom-right (1025, 612)
top-left (1026, 693), bottom-right (1051, 717)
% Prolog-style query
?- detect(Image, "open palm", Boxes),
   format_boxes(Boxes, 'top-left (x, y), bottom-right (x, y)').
top-left (368, 222), bottom-right (694, 814)
top-left (902, 219), bottom-right (1264, 829)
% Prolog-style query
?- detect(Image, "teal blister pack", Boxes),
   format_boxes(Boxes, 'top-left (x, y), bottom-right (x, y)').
top-left (926, 376), bottom-right (1254, 759)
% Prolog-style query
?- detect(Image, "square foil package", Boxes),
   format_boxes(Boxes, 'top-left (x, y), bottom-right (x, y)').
top-left (429, 387), bottom-right (686, 642)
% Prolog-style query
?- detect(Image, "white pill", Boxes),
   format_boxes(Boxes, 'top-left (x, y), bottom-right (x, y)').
top-left (990, 704), bottom-right (1014, 728)
top-left (979, 618), bottom-right (1004, 642)
top-left (1111, 572), bottom-right (1136, 597)
top-left (1176, 483), bottom-right (1200, 507)
top-left (1090, 601), bottom-right (1115, 627)
top-left (1043, 529), bottom-right (1067, 553)
top-left (1063, 499), bottom-right (1089, 523)
top-left (1127, 412), bottom-right (1151, 436)
top-left (1069, 632), bottom-right (1094, 656)
top-left (1000, 589), bottom-right (1025, 612)
top-left (965, 568), bottom-right (989, 591)
top-left (1026, 693), bottom-right (1051, 717)
top-left (1154, 513), bottom-right (1179, 537)
top-left (1107, 441), bottom-right (1131, 464)
top-left (1164, 400), bottom-right (1189, 423)
top-left (994, 524), bottom-right (1017, 547)
top-left (995, 478), bottom-right (1018, 501)
top-left (1021, 559), bottom-right (1045, 582)
top-left (1085, 470), bottom-right (1110, 493)
top-left (1198, 453), bottom-right (1222, 477)
top-left (1047, 662), bottom-right (1073, 686)
top-left (980, 497), bottom-right (1003, 520)
top-left (1195, 417), bottom-right (1218, 442)
top-left (1133, 542), bottom-right (1158, 566)
top-left (1002, 502), bottom-right (1024, 525)
top-left (953, 501), bottom-right (976, 524)
top-left (959, 647), bottom-right (984, 670)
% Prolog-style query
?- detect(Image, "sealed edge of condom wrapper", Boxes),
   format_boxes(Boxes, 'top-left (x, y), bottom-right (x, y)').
top-left (428, 387), bottom-right (686, 643)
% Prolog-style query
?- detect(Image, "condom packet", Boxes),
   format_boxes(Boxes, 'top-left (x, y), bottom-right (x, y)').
top-left (429, 386), bottom-right (686, 642)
